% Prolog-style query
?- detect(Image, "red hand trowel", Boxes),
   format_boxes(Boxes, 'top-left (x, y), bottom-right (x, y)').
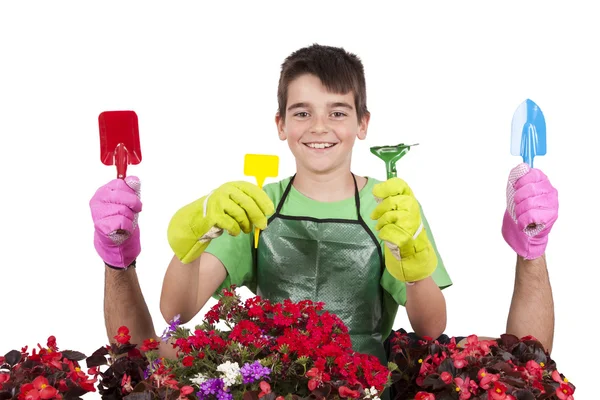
top-left (98, 111), bottom-right (142, 179)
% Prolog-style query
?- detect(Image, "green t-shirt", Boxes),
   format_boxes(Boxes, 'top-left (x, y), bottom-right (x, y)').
top-left (205, 176), bottom-right (453, 339)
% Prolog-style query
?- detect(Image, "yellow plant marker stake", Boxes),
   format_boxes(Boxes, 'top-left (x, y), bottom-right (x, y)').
top-left (244, 154), bottom-right (279, 248)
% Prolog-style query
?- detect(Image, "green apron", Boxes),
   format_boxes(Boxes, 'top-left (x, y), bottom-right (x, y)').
top-left (256, 174), bottom-right (386, 363)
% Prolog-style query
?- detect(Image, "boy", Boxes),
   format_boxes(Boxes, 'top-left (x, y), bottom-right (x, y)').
top-left (92, 44), bottom-right (558, 367)
top-left (160, 44), bottom-right (451, 363)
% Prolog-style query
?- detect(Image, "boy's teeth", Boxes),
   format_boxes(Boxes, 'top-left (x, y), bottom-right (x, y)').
top-left (307, 143), bottom-right (334, 149)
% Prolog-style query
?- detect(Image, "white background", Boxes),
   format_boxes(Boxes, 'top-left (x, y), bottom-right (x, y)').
top-left (1, 1), bottom-right (596, 398)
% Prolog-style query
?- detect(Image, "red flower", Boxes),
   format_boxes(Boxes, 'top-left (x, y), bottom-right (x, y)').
top-left (258, 381), bottom-right (271, 398)
top-left (19, 383), bottom-right (39, 400)
top-left (121, 373), bottom-right (133, 393)
top-left (556, 383), bottom-right (574, 400)
top-left (57, 380), bottom-right (69, 392)
top-left (182, 356), bottom-right (194, 367)
top-left (204, 304), bottom-right (221, 324)
top-left (140, 338), bottom-right (160, 351)
top-left (338, 386), bottom-right (360, 398)
top-left (178, 385), bottom-right (194, 399)
top-left (230, 320), bottom-right (262, 346)
top-left (32, 376), bottom-right (58, 400)
top-left (487, 381), bottom-right (508, 400)
top-left (114, 326), bottom-right (131, 344)
top-left (306, 367), bottom-right (329, 390)
top-left (440, 371), bottom-right (452, 384)
top-left (415, 392), bottom-right (435, 400)
top-left (180, 386), bottom-right (194, 395)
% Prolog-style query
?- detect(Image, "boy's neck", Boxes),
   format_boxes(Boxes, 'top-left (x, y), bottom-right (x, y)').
top-left (292, 167), bottom-right (367, 202)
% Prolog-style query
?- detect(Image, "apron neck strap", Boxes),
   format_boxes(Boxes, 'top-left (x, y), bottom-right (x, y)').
top-left (277, 173), bottom-right (362, 216)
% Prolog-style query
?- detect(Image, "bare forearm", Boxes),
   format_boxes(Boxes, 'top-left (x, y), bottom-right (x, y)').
top-left (160, 256), bottom-right (201, 323)
top-left (506, 255), bottom-right (554, 353)
top-left (406, 277), bottom-right (447, 338)
top-left (104, 266), bottom-right (157, 345)
top-left (160, 252), bottom-right (227, 324)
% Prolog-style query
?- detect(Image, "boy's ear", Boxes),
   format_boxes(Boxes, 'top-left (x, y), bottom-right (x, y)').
top-left (275, 112), bottom-right (287, 140)
top-left (357, 112), bottom-right (370, 140)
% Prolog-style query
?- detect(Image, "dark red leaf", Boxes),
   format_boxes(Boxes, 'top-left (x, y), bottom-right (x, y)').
top-left (513, 390), bottom-right (536, 400)
top-left (61, 350), bottom-right (87, 361)
top-left (124, 392), bottom-right (153, 400)
top-left (113, 343), bottom-right (137, 355)
top-left (85, 354), bottom-right (108, 368)
top-left (499, 334), bottom-right (520, 349)
top-left (243, 390), bottom-right (260, 400)
top-left (3, 350), bottom-right (20, 366)
top-left (311, 383), bottom-right (332, 398)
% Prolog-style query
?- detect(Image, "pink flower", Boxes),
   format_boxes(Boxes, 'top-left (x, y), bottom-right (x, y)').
top-left (454, 377), bottom-right (474, 400)
top-left (524, 360), bottom-right (543, 380)
top-left (478, 368), bottom-right (499, 390)
top-left (440, 371), bottom-right (452, 384)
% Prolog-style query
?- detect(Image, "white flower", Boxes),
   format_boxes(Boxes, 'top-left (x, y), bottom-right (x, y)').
top-left (364, 387), bottom-right (380, 400)
top-left (217, 361), bottom-right (241, 387)
top-left (190, 373), bottom-right (207, 387)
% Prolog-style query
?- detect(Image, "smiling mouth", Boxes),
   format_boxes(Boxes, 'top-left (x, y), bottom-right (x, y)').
top-left (304, 142), bottom-right (337, 149)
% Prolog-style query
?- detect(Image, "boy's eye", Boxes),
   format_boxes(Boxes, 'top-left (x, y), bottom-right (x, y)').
top-left (294, 112), bottom-right (309, 118)
top-left (331, 112), bottom-right (347, 118)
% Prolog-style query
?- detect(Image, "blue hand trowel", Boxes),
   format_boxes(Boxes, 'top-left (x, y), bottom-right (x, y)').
top-left (511, 99), bottom-right (546, 167)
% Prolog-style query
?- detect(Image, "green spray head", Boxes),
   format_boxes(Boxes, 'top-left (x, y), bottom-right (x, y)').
top-left (370, 143), bottom-right (418, 180)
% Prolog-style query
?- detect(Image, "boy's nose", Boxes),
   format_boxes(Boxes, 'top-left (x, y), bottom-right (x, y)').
top-left (310, 116), bottom-right (329, 134)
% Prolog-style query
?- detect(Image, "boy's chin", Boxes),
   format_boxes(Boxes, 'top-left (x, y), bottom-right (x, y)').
top-left (299, 159), bottom-right (348, 176)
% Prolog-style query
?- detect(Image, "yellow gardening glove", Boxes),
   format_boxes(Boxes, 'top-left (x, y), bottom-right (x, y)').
top-left (371, 178), bottom-right (437, 282)
top-left (167, 181), bottom-right (275, 264)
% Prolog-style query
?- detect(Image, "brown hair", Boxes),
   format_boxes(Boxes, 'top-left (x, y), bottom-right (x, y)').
top-left (277, 44), bottom-right (369, 121)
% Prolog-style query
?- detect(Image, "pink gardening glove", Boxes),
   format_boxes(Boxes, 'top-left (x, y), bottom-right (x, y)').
top-left (89, 176), bottom-right (142, 268)
top-left (502, 163), bottom-right (558, 259)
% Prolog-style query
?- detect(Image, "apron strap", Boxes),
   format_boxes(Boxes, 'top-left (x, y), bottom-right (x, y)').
top-left (274, 174), bottom-right (296, 217)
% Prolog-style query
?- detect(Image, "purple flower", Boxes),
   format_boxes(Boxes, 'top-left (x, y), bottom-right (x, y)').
top-left (161, 314), bottom-right (182, 342)
top-left (240, 361), bottom-right (271, 384)
top-left (143, 358), bottom-right (163, 379)
top-left (196, 378), bottom-right (232, 400)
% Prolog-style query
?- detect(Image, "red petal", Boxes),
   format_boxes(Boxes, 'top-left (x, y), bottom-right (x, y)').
top-left (32, 376), bottom-right (49, 390)
top-left (180, 386), bottom-right (194, 395)
top-left (259, 381), bottom-right (271, 393)
top-left (40, 386), bottom-right (58, 400)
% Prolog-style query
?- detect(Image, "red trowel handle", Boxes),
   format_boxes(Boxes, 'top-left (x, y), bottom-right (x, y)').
top-left (115, 143), bottom-right (129, 179)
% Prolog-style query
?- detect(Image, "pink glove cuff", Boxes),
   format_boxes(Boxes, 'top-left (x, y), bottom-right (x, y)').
top-left (95, 227), bottom-right (140, 268)
top-left (502, 210), bottom-right (548, 260)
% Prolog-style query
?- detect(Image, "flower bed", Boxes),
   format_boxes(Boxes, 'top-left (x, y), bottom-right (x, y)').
top-left (0, 287), bottom-right (575, 400)
top-left (388, 331), bottom-right (575, 399)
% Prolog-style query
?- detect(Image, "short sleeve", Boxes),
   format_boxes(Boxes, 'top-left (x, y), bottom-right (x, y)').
top-left (204, 230), bottom-right (255, 297)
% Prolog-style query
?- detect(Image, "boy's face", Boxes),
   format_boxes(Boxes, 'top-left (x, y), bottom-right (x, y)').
top-left (276, 74), bottom-right (369, 175)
